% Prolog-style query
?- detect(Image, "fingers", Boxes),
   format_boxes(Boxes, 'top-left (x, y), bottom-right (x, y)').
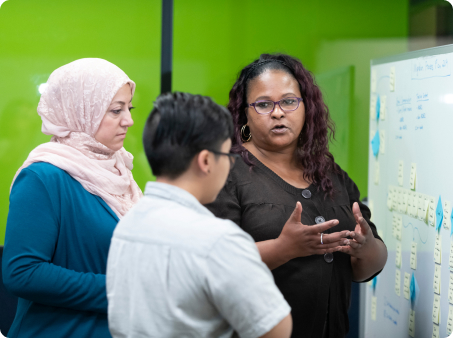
top-left (312, 219), bottom-right (339, 233)
top-left (288, 201), bottom-right (302, 224)
top-left (320, 230), bottom-right (350, 244)
top-left (353, 202), bottom-right (371, 235)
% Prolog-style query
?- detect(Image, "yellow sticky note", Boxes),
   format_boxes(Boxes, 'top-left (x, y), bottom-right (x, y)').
top-left (409, 192), bottom-right (418, 218)
top-left (396, 242), bottom-right (402, 268)
top-left (374, 161), bottom-right (380, 185)
top-left (371, 296), bottom-right (377, 321)
top-left (409, 163), bottom-right (416, 190)
top-left (404, 272), bottom-right (411, 299)
top-left (393, 187), bottom-right (399, 211)
top-left (379, 130), bottom-right (385, 154)
top-left (448, 273), bottom-right (453, 303)
top-left (409, 309), bottom-right (415, 337)
top-left (387, 186), bottom-right (394, 211)
top-left (390, 67), bottom-right (396, 91)
top-left (371, 69), bottom-right (377, 93)
top-left (398, 160), bottom-right (404, 186)
top-left (449, 242), bottom-right (453, 271)
top-left (447, 305), bottom-right (453, 335)
top-left (433, 264), bottom-right (441, 295)
top-left (410, 242), bottom-right (417, 270)
top-left (395, 269), bottom-right (401, 296)
top-left (370, 96), bottom-right (377, 120)
top-left (432, 294), bottom-right (440, 324)
top-left (380, 95), bottom-right (387, 121)
top-left (401, 190), bottom-right (408, 214)
top-left (434, 233), bottom-right (442, 264)
top-left (417, 193), bottom-right (425, 220)
top-left (423, 196), bottom-right (430, 224)
top-left (443, 200), bottom-right (452, 230)
top-left (429, 196), bottom-right (436, 227)
top-left (432, 323), bottom-right (440, 338)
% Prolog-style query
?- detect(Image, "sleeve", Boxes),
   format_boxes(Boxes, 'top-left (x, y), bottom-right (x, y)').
top-left (205, 228), bottom-right (291, 338)
top-left (205, 178), bottom-right (242, 226)
top-left (2, 168), bottom-right (108, 313)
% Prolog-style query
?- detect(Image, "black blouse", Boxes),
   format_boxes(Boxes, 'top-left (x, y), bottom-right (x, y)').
top-left (206, 154), bottom-right (383, 338)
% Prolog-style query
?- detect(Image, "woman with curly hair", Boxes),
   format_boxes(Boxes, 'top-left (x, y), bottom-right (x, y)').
top-left (206, 53), bottom-right (387, 338)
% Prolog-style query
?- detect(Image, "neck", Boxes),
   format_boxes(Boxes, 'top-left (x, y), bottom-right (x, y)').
top-left (156, 173), bottom-right (206, 204)
top-left (244, 141), bottom-right (299, 169)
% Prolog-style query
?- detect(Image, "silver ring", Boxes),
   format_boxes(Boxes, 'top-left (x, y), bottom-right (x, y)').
top-left (320, 233), bottom-right (323, 245)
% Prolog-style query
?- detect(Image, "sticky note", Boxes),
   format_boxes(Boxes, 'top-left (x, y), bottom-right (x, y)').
top-left (409, 163), bottom-right (416, 190)
top-left (390, 66), bottom-right (396, 91)
top-left (423, 196), bottom-right (431, 224)
top-left (408, 309), bottom-right (415, 337)
top-left (371, 296), bottom-right (377, 321)
top-left (432, 323), bottom-right (440, 338)
top-left (387, 186), bottom-right (394, 210)
top-left (393, 187), bottom-right (400, 211)
top-left (371, 69), bottom-right (377, 93)
top-left (396, 241), bottom-right (402, 267)
top-left (447, 305), bottom-right (453, 335)
top-left (434, 233), bottom-right (442, 264)
top-left (436, 196), bottom-right (443, 232)
top-left (432, 294), bottom-right (440, 324)
top-left (380, 95), bottom-right (387, 121)
top-left (404, 272), bottom-right (411, 299)
top-left (393, 214), bottom-right (403, 241)
top-left (442, 200), bottom-right (451, 230)
top-left (410, 272), bottom-right (419, 303)
top-left (448, 273), bottom-right (453, 303)
top-left (398, 161), bottom-right (404, 186)
top-left (409, 192), bottom-right (418, 218)
top-left (372, 276), bottom-right (377, 292)
top-left (371, 131), bottom-right (380, 157)
top-left (429, 196), bottom-right (436, 227)
top-left (395, 269), bottom-right (401, 296)
top-left (417, 193), bottom-right (425, 220)
top-left (449, 241), bottom-right (453, 270)
top-left (374, 161), bottom-right (379, 185)
top-left (379, 130), bottom-right (385, 154)
top-left (376, 95), bottom-right (381, 121)
top-left (433, 264), bottom-right (441, 294)
top-left (401, 190), bottom-right (408, 214)
top-left (410, 242), bottom-right (417, 270)
top-left (370, 96), bottom-right (377, 120)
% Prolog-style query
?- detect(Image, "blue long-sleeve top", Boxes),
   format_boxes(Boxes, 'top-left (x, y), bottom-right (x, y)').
top-left (2, 162), bottom-right (119, 338)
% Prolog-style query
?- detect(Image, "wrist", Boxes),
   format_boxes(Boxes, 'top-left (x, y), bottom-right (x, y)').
top-left (274, 236), bottom-right (295, 264)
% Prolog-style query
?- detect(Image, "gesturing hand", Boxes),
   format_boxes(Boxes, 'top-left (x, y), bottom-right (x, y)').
top-left (276, 201), bottom-right (350, 260)
top-left (336, 202), bottom-right (378, 259)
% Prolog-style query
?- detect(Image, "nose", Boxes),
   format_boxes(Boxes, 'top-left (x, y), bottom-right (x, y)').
top-left (270, 102), bottom-right (285, 119)
top-left (121, 110), bottom-right (134, 128)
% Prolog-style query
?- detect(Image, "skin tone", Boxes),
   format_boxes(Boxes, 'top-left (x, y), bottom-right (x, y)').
top-left (244, 69), bottom-right (387, 281)
top-left (157, 137), bottom-right (293, 337)
top-left (95, 83), bottom-right (134, 151)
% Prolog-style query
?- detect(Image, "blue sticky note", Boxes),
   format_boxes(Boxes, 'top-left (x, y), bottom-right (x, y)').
top-left (376, 95), bottom-right (381, 121)
top-left (410, 273), bottom-right (420, 305)
top-left (371, 130), bottom-right (380, 157)
top-left (371, 276), bottom-right (378, 292)
top-left (436, 196), bottom-right (443, 232)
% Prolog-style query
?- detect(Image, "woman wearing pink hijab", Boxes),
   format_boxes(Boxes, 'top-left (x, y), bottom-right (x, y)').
top-left (2, 58), bottom-right (143, 338)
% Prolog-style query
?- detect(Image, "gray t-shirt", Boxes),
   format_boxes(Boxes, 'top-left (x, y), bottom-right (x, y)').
top-left (107, 182), bottom-right (290, 338)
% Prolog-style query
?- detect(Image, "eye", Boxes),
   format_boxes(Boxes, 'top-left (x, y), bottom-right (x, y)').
top-left (281, 98), bottom-right (296, 105)
top-left (129, 106), bottom-right (135, 112)
top-left (111, 109), bottom-right (121, 114)
top-left (256, 101), bottom-right (272, 108)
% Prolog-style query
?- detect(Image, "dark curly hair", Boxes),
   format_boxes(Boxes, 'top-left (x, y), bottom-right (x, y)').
top-left (228, 53), bottom-right (338, 197)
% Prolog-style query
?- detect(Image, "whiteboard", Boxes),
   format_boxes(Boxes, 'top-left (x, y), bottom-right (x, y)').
top-left (365, 45), bottom-right (453, 338)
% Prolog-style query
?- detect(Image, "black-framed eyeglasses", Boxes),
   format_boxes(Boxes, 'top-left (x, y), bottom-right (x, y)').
top-left (248, 97), bottom-right (303, 115)
top-left (209, 150), bottom-right (240, 169)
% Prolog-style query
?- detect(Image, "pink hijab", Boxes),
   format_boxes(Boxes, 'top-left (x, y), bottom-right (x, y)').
top-left (12, 58), bottom-right (143, 218)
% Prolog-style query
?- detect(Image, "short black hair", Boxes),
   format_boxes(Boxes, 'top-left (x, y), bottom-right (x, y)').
top-left (143, 92), bottom-right (234, 179)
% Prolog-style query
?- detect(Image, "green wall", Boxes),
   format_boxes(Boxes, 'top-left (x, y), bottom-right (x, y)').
top-left (0, 0), bottom-right (161, 244)
top-left (0, 0), bottom-right (409, 243)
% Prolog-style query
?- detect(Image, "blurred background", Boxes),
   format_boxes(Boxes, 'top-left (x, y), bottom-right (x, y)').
top-left (2, 0), bottom-right (453, 336)
top-left (1, 0), bottom-right (452, 256)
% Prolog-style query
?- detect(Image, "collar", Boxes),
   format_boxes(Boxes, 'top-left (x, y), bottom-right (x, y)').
top-left (144, 181), bottom-right (214, 217)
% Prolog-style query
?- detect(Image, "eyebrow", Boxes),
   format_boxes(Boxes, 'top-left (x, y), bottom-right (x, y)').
top-left (110, 100), bottom-right (133, 105)
top-left (254, 93), bottom-right (298, 101)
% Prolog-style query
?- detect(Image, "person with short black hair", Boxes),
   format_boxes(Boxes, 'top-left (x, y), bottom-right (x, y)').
top-left (106, 92), bottom-right (293, 338)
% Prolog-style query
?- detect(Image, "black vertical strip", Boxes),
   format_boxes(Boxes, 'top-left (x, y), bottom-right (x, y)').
top-left (161, 0), bottom-right (173, 94)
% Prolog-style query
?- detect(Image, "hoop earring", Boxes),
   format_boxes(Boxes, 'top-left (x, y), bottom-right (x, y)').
top-left (241, 125), bottom-right (252, 142)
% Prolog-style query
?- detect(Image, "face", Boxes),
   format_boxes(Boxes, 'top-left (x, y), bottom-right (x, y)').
top-left (204, 138), bottom-right (232, 204)
top-left (95, 83), bottom-right (134, 151)
top-left (245, 70), bottom-right (305, 152)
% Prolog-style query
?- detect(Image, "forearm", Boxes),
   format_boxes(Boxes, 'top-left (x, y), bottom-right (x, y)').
top-left (351, 239), bottom-right (387, 282)
top-left (256, 239), bottom-right (293, 270)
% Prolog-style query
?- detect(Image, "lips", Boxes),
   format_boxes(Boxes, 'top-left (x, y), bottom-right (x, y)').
top-left (271, 124), bottom-right (289, 134)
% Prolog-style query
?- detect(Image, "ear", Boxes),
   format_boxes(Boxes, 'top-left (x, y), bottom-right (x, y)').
top-left (196, 150), bottom-right (211, 176)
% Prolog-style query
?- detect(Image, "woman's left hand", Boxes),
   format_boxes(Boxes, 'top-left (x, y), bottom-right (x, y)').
top-left (335, 202), bottom-right (378, 259)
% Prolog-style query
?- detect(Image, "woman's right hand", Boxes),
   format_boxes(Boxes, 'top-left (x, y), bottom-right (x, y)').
top-left (275, 201), bottom-right (350, 260)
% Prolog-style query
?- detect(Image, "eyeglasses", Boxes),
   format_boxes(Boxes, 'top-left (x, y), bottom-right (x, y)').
top-left (209, 150), bottom-right (240, 169)
top-left (248, 97), bottom-right (303, 115)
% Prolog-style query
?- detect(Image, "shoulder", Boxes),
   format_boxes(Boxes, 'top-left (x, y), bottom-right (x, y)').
top-left (21, 162), bottom-right (72, 182)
